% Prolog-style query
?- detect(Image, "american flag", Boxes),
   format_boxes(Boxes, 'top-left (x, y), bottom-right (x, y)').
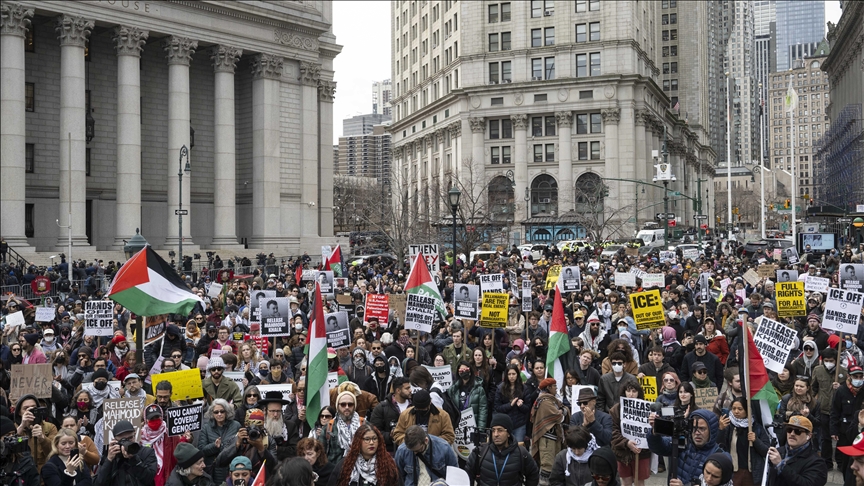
top-left (672, 101), bottom-right (680, 112)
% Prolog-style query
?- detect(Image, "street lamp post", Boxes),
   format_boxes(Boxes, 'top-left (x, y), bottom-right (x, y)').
top-left (178, 145), bottom-right (190, 274)
top-left (653, 127), bottom-right (675, 245)
top-left (124, 228), bottom-right (149, 363)
top-left (448, 186), bottom-right (461, 284)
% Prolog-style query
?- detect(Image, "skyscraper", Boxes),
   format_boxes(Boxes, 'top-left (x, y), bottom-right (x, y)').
top-left (775, 0), bottom-right (825, 71)
top-left (372, 79), bottom-right (392, 116)
top-left (723, 0), bottom-right (758, 166)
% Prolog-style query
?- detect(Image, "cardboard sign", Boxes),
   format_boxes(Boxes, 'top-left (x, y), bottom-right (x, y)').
top-left (638, 376), bottom-right (658, 401)
top-left (101, 397), bottom-right (142, 444)
top-left (327, 372), bottom-right (339, 391)
top-left (4, 310), bottom-right (24, 328)
top-left (743, 269), bottom-right (761, 287)
top-left (620, 397), bottom-right (653, 449)
top-left (757, 264), bottom-right (776, 279)
top-left (409, 244), bottom-right (440, 274)
top-left (773, 249), bottom-right (782, 260)
top-left (480, 292), bottom-right (509, 328)
top-left (35, 307), bottom-right (55, 322)
top-left (166, 404), bottom-right (203, 436)
top-left (642, 274), bottom-right (664, 289)
top-left (454, 284), bottom-right (480, 320)
top-left (85, 300), bottom-right (114, 337)
top-left (629, 289), bottom-right (665, 330)
top-left (544, 265), bottom-right (561, 291)
top-left (158, 368), bottom-right (204, 401)
top-left (805, 276), bottom-right (830, 293)
top-left (522, 279), bottom-right (533, 313)
top-left (389, 294), bottom-right (407, 323)
top-left (207, 283), bottom-right (223, 298)
top-left (682, 249), bottom-right (700, 261)
top-left (405, 293), bottom-right (436, 333)
top-left (775, 281), bottom-right (806, 318)
top-left (753, 317), bottom-right (798, 373)
top-left (364, 294), bottom-right (389, 324)
top-left (625, 247), bottom-right (639, 257)
top-left (822, 288), bottom-right (863, 334)
top-left (840, 264), bottom-right (864, 292)
top-left (776, 270), bottom-right (798, 283)
top-left (559, 266), bottom-right (582, 293)
top-left (614, 272), bottom-right (637, 288)
top-left (9, 364), bottom-right (53, 404)
top-left (479, 274), bottom-right (504, 293)
top-left (325, 311), bottom-right (351, 349)
top-left (453, 408), bottom-right (476, 460)
top-left (422, 365), bottom-right (453, 391)
top-left (693, 387), bottom-right (719, 410)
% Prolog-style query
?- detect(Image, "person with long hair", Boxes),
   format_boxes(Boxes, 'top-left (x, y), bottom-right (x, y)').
top-left (771, 365), bottom-right (797, 403)
top-left (70, 389), bottom-right (99, 438)
top-left (328, 424), bottom-right (400, 486)
top-left (238, 385), bottom-right (262, 421)
top-left (700, 317), bottom-right (729, 365)
top-left (268, 457), bottom-right (317, 486)
top-left (717, 397), bottom-right (770, 486)
top-left (41, 428), bottom-right (92, 486)
top-left (601, 339), bottom-right (639, 375)
top-left (656, 371), bottom-right (681, 407)
top-left (610, 382), bottom-right (651, 486)
top-left (60, 415), bottom-right (99, 467)
top-left (298, 437), bottom-right (335, 486)
top-left (199, 399), bottom-right (240, 482)
top-left (776, 376), bottom-right (820, 448)
top-left (493, 364), bottom-right (532, 443)
top-left (674, 382), bottom-right (698, 418)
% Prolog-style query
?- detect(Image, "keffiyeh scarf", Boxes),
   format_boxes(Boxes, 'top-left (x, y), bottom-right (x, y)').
top-left (336, 413), bottom-right (361, 453)
top-left (140, 421), bottom-right (168, 471)
top-left (350, 454), bottom-right (378, 484)
top-left (729, 415), bottom-right (750, 428)
top-left (564, 434), bottom-right (599, 475)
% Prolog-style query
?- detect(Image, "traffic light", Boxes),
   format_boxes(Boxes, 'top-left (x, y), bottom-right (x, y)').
top-left (732, 207), bottom-right (739, 215)
top-left (809, 198), bottom-right (814, 206)
top-left (738, 214), bottom-right (742, 221)
top-left (769, 204), bottom-right (774, 211)
top-left (784, 199), bottom-right (790, 209)
top-left (716, 216), bottom-right (721, 224)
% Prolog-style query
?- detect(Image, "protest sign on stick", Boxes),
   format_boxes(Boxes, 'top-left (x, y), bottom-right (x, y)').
top-left (454, 284), bottom-right (480, 320)
top-left (479, 274), bottom-right (504, 293)
top-left (85, 301), bottom-right (114, 336)
top-left (638, 376), bottom-right (658, 401)
top-left (804, 276), bottom-right (829, 293)
top-left (620, 397), bottom-right (653, 449)
top-left (629, 290), bottom-right (665, 330)
top-left (642, 274), bottom-right (664, 289)
top-left (614, 272), bottom-right (637, 288)
top-left (364, 294), bottom-right (389, 324)
top-left (102, 398), bottom-right (142, 444)
top-left (453, 408), bottom-right (476, 460)
top-left (159, 369), bottom-right (205, 401)
top-left (775, 281), bottom-right (806, 318)
top-left (822, 288), bottom-right (863, 334)
top-left (325, 311), bottom-right (351, 349)
top-left (480, 292), bottom-right (509, 328)
top-left (409, 244), bottom-right (440, 273)
top-left (422, 365), bottom-right (453, 391)
top-left (522, 279), bottom-right (533, 313)
top-left (166, 404), bottom-right (203, 436)
top-left (405, 294), bottom-right (436, 333)
top-left (753, 317), bottom-right (798, 373)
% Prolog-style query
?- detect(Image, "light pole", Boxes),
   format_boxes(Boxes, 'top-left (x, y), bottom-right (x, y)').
top-left (758, 82), bottom-right (767, 240)
top-left (124, 228), bottom-right (149, 363)
top-left (448, 186), bottom-right (461, 283)
top-left (725, 72), bottom-right (733, 241)
top-left (178, 145), bottom-right (190, 274)
top-left (653, 126), bottom-right (675, 245)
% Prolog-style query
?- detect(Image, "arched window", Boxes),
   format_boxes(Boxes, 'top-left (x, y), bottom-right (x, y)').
top-left (488, 176), bottom-right (515, 223)
top-left (575, 172), bottom-right (604, 213)
top-left (556, 229), bottom-right (575, 241)
top-left (531, 174), bottom-right (558, 216)
top-left (810, 60), bottom-right (819, 69)
top-left (532, 229), bottom-right (552, 242)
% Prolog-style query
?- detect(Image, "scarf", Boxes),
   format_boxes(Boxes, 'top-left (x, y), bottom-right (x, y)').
top-left (775, 440), bottom-right (812, 475)
top-left (124, 388), bottom-right (148, 409)
top-left (336, 413), bottom-right (361, 453)
top-left (350, 454), bottom-right (378, 485)
top-left (692, 374), bottom-right (714, 388)
top-left (88, 382), bottom-right (114, 408)
top-left (114, 346), bottom-right (128, 361)
top-left (564, 435), bottom-right (599, 476)
top-left (140, 420), bottom-right (168, 471)
top-left (771, 377), bottom-right (795, 397)
top-left (729, 415), bottom-right (750, 428)
top-left (662, 328), bottom-right (680, 347)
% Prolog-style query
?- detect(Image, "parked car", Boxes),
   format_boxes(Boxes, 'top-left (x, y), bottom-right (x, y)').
top-left (518, 244), bottom-right (549, 261)
top-left (600, 245), bottom-right (624, 261)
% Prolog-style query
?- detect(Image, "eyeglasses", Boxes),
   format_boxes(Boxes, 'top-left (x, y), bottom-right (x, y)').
top-left (787, 428), bottom-right (806, 436)
top-left (213, 410), bottom-right (226, 415)
top-left (246, 393), bottom-right (259, 398)
top-left (11, 348), bottom-right (20, 352)
top-left (371, 347), bottom-right (382, 351)
top-left (361, 435), bottom-right (378, 443)
top-left (338, 402), bottom-right (355, 408)
top-left (320, 414), bottom-right (332, 419)
top-left (592, 475), bottom-right (611, 482)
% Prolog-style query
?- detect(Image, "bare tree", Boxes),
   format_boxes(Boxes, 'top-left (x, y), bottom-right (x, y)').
top-left (573, 175), bottom-right (636, 242)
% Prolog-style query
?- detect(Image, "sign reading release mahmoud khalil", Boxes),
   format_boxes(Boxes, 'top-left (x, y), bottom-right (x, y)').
top-left (259, 297), bottom-right (291, 337)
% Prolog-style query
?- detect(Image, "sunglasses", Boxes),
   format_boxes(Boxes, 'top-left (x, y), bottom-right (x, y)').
top-left (338, 402), bottom-right (354, 407)
top-left (787, 428), bottom-right (807, 436)
top-left (592, 475), bottom-right (611, 482)
top-left (320, 414), bottom-right (332, 419)
top-left (246, 393), bottom-right (259, 398)
top-left (213, 410), bottom-right (226, 415)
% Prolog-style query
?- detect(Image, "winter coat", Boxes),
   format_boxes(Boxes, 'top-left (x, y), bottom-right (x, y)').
top-left (647, 409), bottom-right (723, 485)
top-left (165, 468), bottom-right (216, 486)
top-left (830, 383), bottom-right (864, 443)
top-left (548, 447), bottom-right (593, 486)
top-left (637, 361), bottom-right (673, 384)
top-left (448, 376), bottom-right (489, 428)
top-left (198, 418), bottom-right (241, 483)
top-left (201, 377), bottom-right (243, 409)
top-left (610, 403), bottom-right (652, 464)
top-left (92, 444), bottom-right (159, 486)
top-left (679, 350), bottom-right (723, 389)
top-left (394, 434), bottom-right (459, 486)
top-left (570, 409), bottom-right (613, 447)
top-left (810, 364), bottom-right (847, 415)
top-left (704, 334), bottom-right (730, 365)
top-left (717, 420), bottom-right (770, 485)
top-left (41, 454), bottom-right (92, 486)
top-left (392, 405), bottom-right (456, 446)
top-left (369, 395), bottom-right (407, 452)
top-left (465, 437), bottom-right (540, 486)
top-left (766, 441), bottom-right (828, 486)
top-left (493, 382), bottom-right (533, 431)
top-left (15, 394), bottom-right (58, 473)
top-left (596, 372), bottom-right (637, 412)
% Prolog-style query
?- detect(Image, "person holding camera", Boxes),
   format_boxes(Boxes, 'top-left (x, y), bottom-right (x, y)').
top-left (766, 415), bottom-right (828, 486)
top-left (0, 415), bottom-right (41, 485)
top-left (41, 428), bottom-right (91, 486)
top-left (215, 408), bottom-right (276, 480)
top-left (93, 420), bottom-right (157, 486)
top-left (646, 409), bottom-right (722, 486)
top-left (14, 394), bottom-right (58, 473)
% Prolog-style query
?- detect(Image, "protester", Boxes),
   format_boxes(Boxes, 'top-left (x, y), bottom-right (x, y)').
top-left (94, 419), bottom-right (159, 486)
top-left (466, 414), bottom-right (539, 486)
top-left (531, 377), bottom-right (569, 484)
top-left (549, 426), bottom-right (598, 486)
top-left (41, 428), bottom-right (92, 486)
top-left (394, 425), bottom-right (458, 486)
top-left (166, 442), bottom-right (212, 486)
top-left (199, 399), bottom-right (241, 483)
top-left (391, 389), bottom-right (455, 446)
top-left (609, 382), bottom-right (651, 486)
top-left (766, 415), bottom-right (828, 486)
top-left (648, 409), bottom-right (722, 485)
top-left (717, 397), bottom-right (769, 486)
top-left (327, 423), bottom-right (400, 486)
top-left (297, 438), bottom-right (335, 486)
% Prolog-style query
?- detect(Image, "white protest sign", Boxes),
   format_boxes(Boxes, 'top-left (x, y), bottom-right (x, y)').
top-left (453, 408), bottom-right (476, 460)
top-left (405, 293), bottom-right (436, 333)
top-left (422, 365), bottom-right (453, 391)
top-left (659, 251), bottom-right (676, 262)
top-left (753, 317), bottom-right (798, 373)
top-left (642, 274), bottom-right (665, 289)
top-left (805, 276), bottom-right (830, 293)
top-left (327, 372), bottom-right (339, 390)
top-left (522, 279), bottom-right (533, 313)
top-left (479, 274), bottom-right (504, 293)
top-left (207, 283), bottom-right (223, 298)
top-left (409, 244), bottom-right (440, 274)
top-left (256, 383), bottom-right (295, 413)
top-left (223, 371), bottom-right (245, 393)
top-left (166, 404), bottom-right (203, 436)
top-left (559, 267), bottom-right (582, 293)
top-left (5, 310), bottom-right (24, 328)
top-left (35, 307), bottom-right (55, 322)
top-left (571, 385), bottom-right (599, 410)
top-left (720, 278), bottom-right (732, 291)
top-left (85, 301), bottom-right (114, 336)
top-left (620, 397), bottom-right (653, 449)
top-left (614, 272), bottom-right (637, 288)
top-left (629, 267), bottom-right (647, 280)
top-left (822, 288), bottom-right (863, 334)
top-left (682, 249), bottom-right (700, 261)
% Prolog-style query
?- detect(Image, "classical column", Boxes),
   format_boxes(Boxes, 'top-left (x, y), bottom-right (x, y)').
top-left (248, 53), bottom-right (284, 248)
top-left (634, 110), bottom-right (648, 225)
top-left (0, 3), bottom-right (33, 248)
top-left (318, 79), bottom-right (336, 237)
top-left (555, 111), bottom-right (573, 211)
top-left (468, 117), bottom-right (486, 201)
top-left (511, 114), bottom-right (528, 223)
top-left (112, 26), bottom-right (148, 248)
top-left (435, 128), bottom-right (446, 218)
top-left (448, 122), bottom-right (461, 181)
top-left (210, 45), bottom-right (243, 248)
top-left (298, 61), bottom-right (321, 238)
top-left (601, 108), bottom-right (621, 219)
top-left (55, 15), bottom-right (94, 248)
top-left (425, 134), bottom-right (434, 222)
top-left (163, 36), bottom-right (197, 248)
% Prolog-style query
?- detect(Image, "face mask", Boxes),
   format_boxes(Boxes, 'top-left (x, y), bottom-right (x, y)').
top-left (459, 370), bottom-right (471, 380)
top-left (77, 401), bottom-right (89, 409)
top-left (295, 324), bottom-right (304, 332)
top-left (375, 364), bottom-right (387, 373)
top-left (617, 327), bottom-right (627, 334)
top-left (259, 369), bottom-right (269, 376)
top-left (390, 365), bottom-right (399, 375)
top-left (846, 341), bottom-right (853, 349)
top-left (354, 357), bottom-right (366, 367)
top-left (94, 381), bottom-right (108, 391)
top-left (163, 367), bottom-right (175, 373)
top-left (147, 418), bottom-right (163, 430)
top-left (612, 364), bottom-right (623, 373)
top-left (853, 379), bottom-right (864, 388)
top-left (824, 362), bottom-right (835, 370)
top-left (44, 336), bottom-right (54, 343)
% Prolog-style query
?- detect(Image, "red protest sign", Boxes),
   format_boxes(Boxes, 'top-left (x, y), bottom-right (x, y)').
top-left (364, 294), bottom-right (389, 324)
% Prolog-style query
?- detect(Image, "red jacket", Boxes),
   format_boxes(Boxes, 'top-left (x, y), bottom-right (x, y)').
top-left (706, 334), bottom-right (730, 365)
top-left (207, 339), bottom-right (238, 357)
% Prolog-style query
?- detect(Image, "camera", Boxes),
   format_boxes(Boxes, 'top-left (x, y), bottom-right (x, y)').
top-left (244, 426), bottom-right (264, 444)
top-left (0, 435), bottom-right (29, 458)
top-left (650, 403), bottom-right (690, 449)
top-left (118, 438), bottom-right (141, 455)
top-left (30, 407), bottom-right (47, 425)
top-left (470, 428), bottom-right (489, 447)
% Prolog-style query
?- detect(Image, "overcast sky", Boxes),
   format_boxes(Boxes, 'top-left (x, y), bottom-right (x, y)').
top-left (330, 1), bottom-right (844, 145)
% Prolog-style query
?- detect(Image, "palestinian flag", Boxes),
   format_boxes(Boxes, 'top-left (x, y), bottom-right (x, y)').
top-left (404, 254), bottom-right (447, 318)
top-left (546, 280), bottom-right (572, 392)
top-left (304, 282), bottom-right (330, 429)
top-left (107, 246), bottom-right (203, 316)
top-left (294, 263), bottom-right (303, 286)
top-left (325, 244), bottom-right (344, 277)
top-left (740, 320), bottom-right (780, 436)
top-left (250, 460), bottom-right (266, 486)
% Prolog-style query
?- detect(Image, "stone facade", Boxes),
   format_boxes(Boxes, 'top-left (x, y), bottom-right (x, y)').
top-left (0, 1), bottom-right (340, 252)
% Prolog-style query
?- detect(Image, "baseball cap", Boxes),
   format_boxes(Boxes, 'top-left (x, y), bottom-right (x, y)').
top-left (786, 415), bottom-right (813, 433)
top-left (849, 365), bottom-right (864, 375)
top-left (838, 433), bottom-right (864, 457)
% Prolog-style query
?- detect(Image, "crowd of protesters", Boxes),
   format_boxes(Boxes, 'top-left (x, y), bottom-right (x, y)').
top-left (1, 238), bottom-right (864, 486)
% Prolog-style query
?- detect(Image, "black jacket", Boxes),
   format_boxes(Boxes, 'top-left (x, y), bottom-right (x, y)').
top-left (369, 394), bottom-right (404, 452)
top-left (766, 441), bottom-right (828, 486)
top-left (93, 445), bottom-right (158, 486)
top-left (830, 383), bottom-right (864, 443)
top-left (679, 350), bottom-right (723, 389)
top-left (465, 438), bottom-right (539, 486)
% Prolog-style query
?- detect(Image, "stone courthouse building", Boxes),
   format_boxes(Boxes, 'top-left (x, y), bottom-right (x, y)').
top-left (0, 0), bottom-right (340, 252)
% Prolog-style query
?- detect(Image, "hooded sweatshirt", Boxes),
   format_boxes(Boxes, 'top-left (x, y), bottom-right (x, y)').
top-left (587, 446), bottom-right (620, 486)
top-left (647, 409), bottom-right (722, 485)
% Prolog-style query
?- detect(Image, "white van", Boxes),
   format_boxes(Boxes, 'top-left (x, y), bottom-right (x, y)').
top-left (636, 229), bottom-right (666, 247)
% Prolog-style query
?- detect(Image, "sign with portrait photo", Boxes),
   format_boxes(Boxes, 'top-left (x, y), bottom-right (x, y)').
top-left (559, 266), bottom-right (582, 293)
top-left (259, 297), bottom-right (291, 337)
top-left (776, 270), bottom-right (798, 283)
top-left (839, 264), bottom-right (864, 292)
top-left (325, 311), bottom-right (351, 349)
top-left (250, 290), bottom-right (277, 323)
top-left (454, 284), bottom-right (479, 320)
top-left (316, 271), bottom-right (335, 297)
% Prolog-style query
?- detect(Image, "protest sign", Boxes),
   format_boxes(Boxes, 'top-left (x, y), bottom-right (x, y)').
top-left (822, 288), bottom-right (863, 334)
top-left (260, 297), bottom-right (291, 337)
top-left (145, 315), bottom-right (167, 344)
top-left (785, 247), bottom-right (800, 265)
top-left (570, 385), bottom-right (599, 409)
top-left (776, 270), bottom-right (798, 283)
top-left (207, 283), bottom-right (223, 298)
top-left (453, 408), bottom-right (476, 460)
top-left (85, 300), bottom-right (114, 337)
top-left (250, 290), bottom-right (277, 322)
top-left (454, 284), bottom-right (480, 320)
top-left (753, 317), bottom-right (798, 373)
top-left (409, 244), bottom-right (440, 273)
top-left (325, 311), bottom-right (351, 348)
top-left (479, 274), bottom-right (504, 293)
top-left (699, 273), bottom-right (713, 303)
top-left (364, 294), bottom-right (389, 324)
top-left (642, 274), bottom-right (664, 289)
top-left (423, 365), bottom-right (453, 391)
top-left (559, 266), bottom-right (582, 293)
top-left (629, 267), bottom-right (647, 280)
top-left (256, 384), bottom-right (294, 412)
top-left (614, 272), bottom-right (637, 288)
top-left (682, 248), bottom-right (700, 261)
top-left (775, 281), bottom-right (806, 318)
top-left (405, 293), bottom-right (436, 333)
top-left (5, 310), bottom-right (24, 328)
top-left (720, 278), bottom-right (732, 291)
top-left (693, 387), bottom-right (719, 410)
top-left (159, 368), bottom-right (204, 401)
top-left (545, 265), bottom-right (561, 291)
top-left (743, 269), bottom-right (760, 287)
top-left (223, 371), bottom-right (245, 393)
top-left (805, 276), bottom-right (830, 293)
top-left (480, 292), bottom-right (509, 328)
top-left (35, 307), bottom-right (55, 322)
top-left (736, 288), bottom-right (747, 301)
top-left (638, 376), bottom-right (658, 401)
top-left (327, 372), bottom-right (339, 391)
top-left (773, 249), bottom-right (782, 260)
top-left (840, 264), bottom-right (864, 292)
top-left (659, 251), bottom-right (676, 262)
top-left (101, 398), bottom-right (142, 443)
top-left (522, 279), bottom-right (533, 313)
top-left (625, 247), bottom-right (639, 257)
top-left (629, 290), bottom-right (665, 330)
top-left (757, 264), bottom-right (776, 279)
top-left (166, 404), bottom-right (203, 436)
top-left (389, 294), bottom-right (407, 323)
top-left (9, 364), bottom-right (52, 404)
top-left (620, 397), bottom-right (653, 449)
top-left (316, 271), bottom-right (335, 297)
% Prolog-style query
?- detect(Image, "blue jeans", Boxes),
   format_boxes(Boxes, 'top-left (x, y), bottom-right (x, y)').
top-left (511, 424), bottom-right (526, 443)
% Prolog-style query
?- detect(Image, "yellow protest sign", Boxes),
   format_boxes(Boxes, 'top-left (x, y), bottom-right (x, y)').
top-left (629, 289), bottom-right (666, 330)
top-left (157, 368), bottom-right (204, 401)
top-left (775, 281), bottom-right (806, 318)
top-left (544, 265), bottom-right (561, 291)
top-left (639, 376), bottom-right (658, 401)
top-left (480, 292), bottom-right (509, 328)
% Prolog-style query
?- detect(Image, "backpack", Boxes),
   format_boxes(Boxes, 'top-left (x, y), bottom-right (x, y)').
top-left (430, 386), bottom-right (460, 431)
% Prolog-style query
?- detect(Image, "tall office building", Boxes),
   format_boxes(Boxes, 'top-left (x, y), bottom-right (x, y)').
top-left (775, 0), bottom-right (825, 71)
top-left (753, 1), bottom-right (776, 163)
top-left (343, 113), bottom-right (391, 136)
top-left (336, 124), bottom-right (392, 183)
top-left (372, 79), bottom-right (392, 116)
top-left (753, 0), bottom-right (776, 36)
top-left (723, 0), bottom-right (758, 166)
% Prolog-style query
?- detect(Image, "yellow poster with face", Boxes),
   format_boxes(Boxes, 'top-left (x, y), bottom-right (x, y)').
top-left (545, 265), bottom-right (561, 291)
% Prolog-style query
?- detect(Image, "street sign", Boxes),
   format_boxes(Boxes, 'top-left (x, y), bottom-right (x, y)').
top-left (175, 209), bottom-right (189, 215)
top-left (655, 212), bottom-right (675, 220)
top-left (668, 220), bottom-right (677, 227)
top-left (694, 215), bottom-right (708, 220)
top-left (700, 224), bottom-right (709, 230)
top-left (838, 218), bottom-right (852, 223)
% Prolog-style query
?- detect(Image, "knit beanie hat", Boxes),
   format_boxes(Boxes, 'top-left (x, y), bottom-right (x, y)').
top-left (0, 416), bottom-right (15, 437)
top-left (173, 441), bottom-right (203, 469)
top-left (23, 333), bottom-right (40, 346)
top-left (489, 413), bottom-right (513, 433)
top-left (92, 369), bottom-right (111, 381)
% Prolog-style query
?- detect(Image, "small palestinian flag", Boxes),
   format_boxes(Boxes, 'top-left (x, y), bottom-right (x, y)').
top-left (107, 246), bottom-right (204, 316)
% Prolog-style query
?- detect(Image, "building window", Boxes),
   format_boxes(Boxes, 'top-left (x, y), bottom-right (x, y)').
top-left (491, 146), bottom-right (500, 164)
top-left (671, 79), bottom-right (678, 91)
top-left (488, 4), bottom-right (499, 22)
top-left (670, 13), bottom-right (677, 24)
top-left (663, 80), bottom-right (670, 91)
top-left (576, 114), bottom-right (588, 134)
top-left (531, 0), bottom-right (543, 18)
top-left (591, 113), bottom-right (602, 133)
top-left (534, 94), bottom-right (547, 102)
top-left (578, 142), bottom-right (588, 160)
top-left (591, 141), bottom-right (600, 159)
top-left (532, 117), bottom-right (543, 137)
top-left (662, 14), bottom-right (669, 25)
top-left (501, 3), bottom-right (511, 21)
top-left (531, 29), bottom-right (542, 48)
top-left (663, 63), bottom-right (670, 74)
top-left (545, 116), bottom-right (556, 137)
top-left (663, 30), bottom-right (669, 41)
top-left (576, 54), bottom-right (587, 77)
top-left (545, 27), bottom-right (555, 46)
top-left (502, 146), bottom-right (511, 164)
top-left (590, 0), bottom-right (600, 11)
top-left (663, 46), bottom-right (669, 57)
top-left (545, 144), bottom-right (555, 162)
top-left (25, 82), bottom-right (34, 112)
top-left (489, 62), bottom-right (499, 83)
top-left (25, 25), bottom-right (34, 52)
top-left (25, 143), bottom-right (34, 173)
top-left (25, 204), bottom-right (34, 238)
top-left (534, 144), bottom-right (543, 162)
top-left (532, 58), bottom-right (543, 80)
top-left (501, 32), bottom-right (511, 50)
top-left (545, 57), bottom-right (555, 80)
top-left (590, 53), bottom-right (600, 76)
top-left (491, 97), bottom-right (504, 106)
top-left (576, 0), bottom-right (587, 12)
top-left (670, 29), bottom-right (677, 40)
top-left (490, 120), bottom-right (501, 139)
top-left (590, 22), bottom-right (600, 41)
top-left (576, 24), bottom-right (587, 43)
top-left (670, 45), bottom-right (677, 56)
top-left (671, 62), bottom-right (677, 73)
top-left (502, 61), bottom-right (511, 82)
top-left (489, 34), bottom-right (499, 52)
top-left (579, 90), bottom-right (593, 99)
top-left (502, 118), bottom-right (513, 138)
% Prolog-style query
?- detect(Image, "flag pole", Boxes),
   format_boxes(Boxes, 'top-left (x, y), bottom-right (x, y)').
top-left (835, 335), bottom-right (844, 384)
top-left (741, 320), bottom-right (753, 469)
